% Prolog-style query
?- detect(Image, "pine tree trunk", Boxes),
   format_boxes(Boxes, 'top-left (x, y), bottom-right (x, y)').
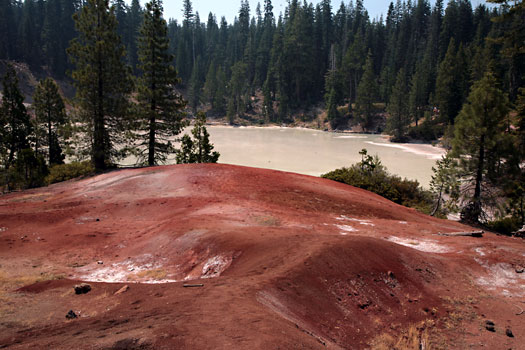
top-left (472, 133), bottom-right (485, 222)
top-left (48, 105), bottom-right (52, 165)
top-left (148, 110), bottom-right (156, 166)
top-left (148, 78), bottom-right (156, 166)
top-left (94, 23), bottom-right (106, 172)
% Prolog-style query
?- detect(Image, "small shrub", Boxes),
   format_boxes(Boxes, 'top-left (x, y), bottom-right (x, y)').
top-left (487, 217), bottom-right (522, 236)
top-left (45, 161), bottom-right (94, 185)
top-left (322, 149), bottom-right (434, 214)
top-left (1, 148), bottom-right (48, 191)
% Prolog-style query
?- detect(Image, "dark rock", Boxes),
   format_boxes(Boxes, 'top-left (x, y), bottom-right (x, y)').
top-left (506, 328), bottom-right (514, 338)
top-left (485, 320), bottom-right (495, 332)
top-left (74, 283), bottom-right (92, 295)
top-left (110, 338), bottom-right (151, 350)
top-left (516, 267), bottom-right (524, 274)
top-left (66, 310), bottom-right (77, 319)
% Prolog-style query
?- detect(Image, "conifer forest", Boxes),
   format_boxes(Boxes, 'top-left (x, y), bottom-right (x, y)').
top-left (0, 0), bottom-right (524, 228)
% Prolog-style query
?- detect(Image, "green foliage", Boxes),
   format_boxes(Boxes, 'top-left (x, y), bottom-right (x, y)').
top-left (429, 154), bottom-right (460, 216)
top-left (228, 61), bottom-right (248, 120)
top-left (32, 77), bottom-right (67, 165)
top-left (176, 112), bottom-right (220, 164)
top-left (487, 217), bottom-right (522, 236)
top-left (407, 114), bottom-right (444, 142)
top-left (452, 72), bottom-right (510, 223)
top-left (136, 0), bottom-right (186, 166)
top-left (322, 149), bottom-right (434, 214)
top-left (0, 63), bottom-right (32, 170)
top-left (45, 161), bottom-right (95, 185)
top-left (1, 148), bottom-right (48, 191)
top-left (354, 52), bottom-right (379, 132)
top-left (68, 0), bottom-right (133, 172)
top-left (386, 69), bottom-right (410, 142)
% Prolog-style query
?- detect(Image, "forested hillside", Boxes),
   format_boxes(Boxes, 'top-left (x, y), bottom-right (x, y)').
top-left (1, 0), bottom-right (523, 136)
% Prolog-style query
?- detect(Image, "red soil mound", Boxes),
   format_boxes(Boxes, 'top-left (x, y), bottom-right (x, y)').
top-left (0, 164), bottom-right (523, 349)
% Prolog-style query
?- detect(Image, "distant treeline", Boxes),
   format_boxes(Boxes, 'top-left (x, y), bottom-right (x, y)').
top-left (0, 0), bottom-right (523, 137)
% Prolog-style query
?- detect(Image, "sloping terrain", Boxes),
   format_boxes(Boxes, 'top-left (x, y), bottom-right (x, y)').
top-left (0, 164), bottom-right (523, 349)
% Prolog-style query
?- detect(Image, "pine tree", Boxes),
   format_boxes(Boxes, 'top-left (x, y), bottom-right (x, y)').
top-left (229, 61), bottom-right (248, 119)
top-left (214, 66), bottom-right (227, 115)
top-left (176, 112), bottom-right (219, 164)
top-left (127, 0), bottom-right (143, 73)
top-left (326, 87), bottom-right (340, 129)
top-left (452, 72), bottom-right (509, 223)
top-left (17, 0), bottom-right (40, 68)
top-left (488, 0), bottom-right (525, 100)
top-left (0, 0), bottom-right (15, 59)
top-left (68, 0), bottom-right (133, 171)
top-left (136, 0), bottom-right (186, 166)
top-left (0, 63), bottom-right (32, 170)
top-left (188, 57), bottom-right (202, 112)
top-left (430, 154), bottom-right (460, 216)
top-left (354, 52), bottom-right (378, 132)
top-left (386, 68), bottom-right (410, 142)
top-left (32, 78), bottom-right (67, 165)
top-left (435, 38), bottom-right (463, 125)
top-left (409, 54), bottom-right (431, 127)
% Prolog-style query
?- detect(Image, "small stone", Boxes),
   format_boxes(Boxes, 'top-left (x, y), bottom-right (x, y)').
top-left (506, 328), bottom-right (514, 338)
top-left (485, 320), bottom-right (496, 332)
top-left (387, 271), bottom-right (395, 279)
top-left (74, 283), bottom-right (92, 295)
top-left (66, 310), bottom-right (77, 319)
top-left (114, 285), bottom-right (129, 295)
top-left (96, 218), bottom-right (100, 222)
top-left (516, 267), bottom-right (524, 274)
top-left (97, 261), bottom-right (103, 265)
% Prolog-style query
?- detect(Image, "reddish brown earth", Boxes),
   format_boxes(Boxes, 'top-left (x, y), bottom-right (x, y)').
top-left (0, 164), bottom-right (524, 349)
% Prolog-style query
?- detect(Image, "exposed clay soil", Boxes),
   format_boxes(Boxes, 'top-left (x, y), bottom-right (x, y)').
top-left (0, 164), bottom-right (524, 349)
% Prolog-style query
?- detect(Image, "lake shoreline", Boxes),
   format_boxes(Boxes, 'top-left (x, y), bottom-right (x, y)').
top-left (205, 121), bottom-right (447, 159)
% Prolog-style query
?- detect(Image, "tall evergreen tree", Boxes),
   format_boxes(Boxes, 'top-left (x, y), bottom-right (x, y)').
top-left (354, 52), bottom-right (378, 132)
top-left (0, 64), bottom-right (32, 170)
top-left (452, 72), bottom-right (510, 223)
top-left (136, 0), bottom-right (186, 166)
top-left (32, 78), bottom-right (67, 165)
top-left (0, 0), bottom-right (15, 59)
top-left (387, 68), bottom-right (410, 141)
top-left (176, 112), bottom-right (219, 164)
top-left (126, 0), bottom-right (143, 73)
top-left (435, 38), bottom-right (464, 125)
top-left (68, 0), bottom-right (133, 171)
top-left (488, 0), bottom-right (525, 100)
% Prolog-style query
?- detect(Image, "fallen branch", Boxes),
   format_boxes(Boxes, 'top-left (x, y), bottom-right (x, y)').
top-left (436, 231), bottom-right (484, 237)
top-left (183, 283), bottom-right (204, 288)
top-left (514, 304), bottom-right (524, 316)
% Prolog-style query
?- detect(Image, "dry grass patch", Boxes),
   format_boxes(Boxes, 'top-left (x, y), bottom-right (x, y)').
top-left (130, 269), bottom-right (167, 281)
top-left (0, 269), bottom-right (65, 290)
top-left (371, 321), bottom-right (433, 350)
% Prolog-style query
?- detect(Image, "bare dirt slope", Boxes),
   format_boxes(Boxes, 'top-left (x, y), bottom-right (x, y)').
top-left (0, 164), bottom-right (524, 349)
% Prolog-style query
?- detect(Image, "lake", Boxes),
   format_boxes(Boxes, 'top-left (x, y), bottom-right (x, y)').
top-left (198, 126), bottom-right (444, 187)
top-left (121, 126), bottom-right (445, 187)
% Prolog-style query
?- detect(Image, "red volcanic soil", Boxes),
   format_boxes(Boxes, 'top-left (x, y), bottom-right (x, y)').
top-left (0, 164), bottom-right (524, 349)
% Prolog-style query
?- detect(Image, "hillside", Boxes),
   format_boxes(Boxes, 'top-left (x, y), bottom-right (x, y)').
top-left (0, 164), bottom-right (524, 349)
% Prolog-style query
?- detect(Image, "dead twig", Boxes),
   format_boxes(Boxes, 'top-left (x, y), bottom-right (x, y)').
top-left (514, 304), bottom-right (524, 315)
top-left (436, 231), bottom-right (484, 237)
